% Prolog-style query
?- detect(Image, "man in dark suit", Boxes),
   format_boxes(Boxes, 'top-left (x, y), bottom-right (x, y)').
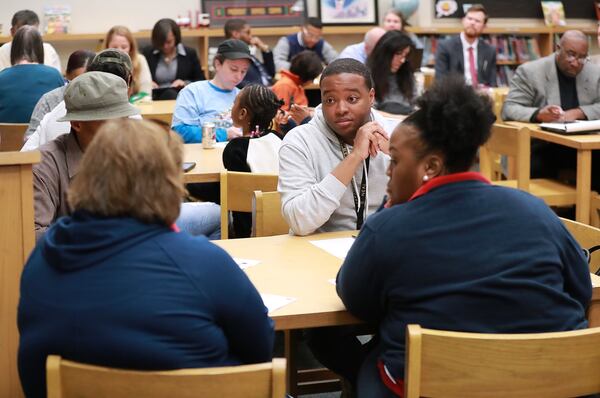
top-left (435, 4), bottom-right (496, 87)
top-left (224, 18), bottom-right (275, 88)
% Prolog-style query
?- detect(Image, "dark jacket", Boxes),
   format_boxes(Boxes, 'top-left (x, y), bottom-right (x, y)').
top-left (338, 175), bottom-right (591, 383)
top-left (18, 212), bottom-right (274, 398)
top-left (239, 52), bottom-right (276, 88)
top-left (434, 35), bottom-right (497, 87)
top-left (142, 45), bottom-right (205, 84)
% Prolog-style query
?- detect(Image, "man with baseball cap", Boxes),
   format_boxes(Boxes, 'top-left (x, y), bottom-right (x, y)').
top-left (32, 71), bottom-right (140, 239)
top-left (22, 48), bottom-right (134, 151)
top-left (172, 39), bottom-right (252, 143)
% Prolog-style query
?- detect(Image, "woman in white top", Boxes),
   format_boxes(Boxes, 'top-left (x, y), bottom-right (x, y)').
top-left (105, 25), bottom-right (153, 97)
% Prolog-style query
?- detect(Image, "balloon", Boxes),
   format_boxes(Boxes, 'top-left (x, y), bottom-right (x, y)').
top-left (392, 0), bottom-right (419, 19)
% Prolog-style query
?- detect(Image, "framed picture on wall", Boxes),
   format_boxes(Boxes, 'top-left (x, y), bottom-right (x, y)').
top-left (202, 0), bottom-right (307, 28)
top-left (317, 0), bottom-right (378, 25)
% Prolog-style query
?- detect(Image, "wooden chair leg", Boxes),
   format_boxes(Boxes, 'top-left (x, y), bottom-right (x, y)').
top-left (285, 330), bottom-right (299, 397)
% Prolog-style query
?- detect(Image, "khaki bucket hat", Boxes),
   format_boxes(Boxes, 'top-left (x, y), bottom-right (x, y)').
top-left (57, 71), bottom-right (140, 122)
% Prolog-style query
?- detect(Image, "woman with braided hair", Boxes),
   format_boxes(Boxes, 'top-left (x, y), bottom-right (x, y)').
top-left (222, 84), bottom-right (285, 237)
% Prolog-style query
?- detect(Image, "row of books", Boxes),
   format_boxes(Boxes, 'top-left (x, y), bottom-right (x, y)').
top-left (420, 35), bottom-right (542, 67)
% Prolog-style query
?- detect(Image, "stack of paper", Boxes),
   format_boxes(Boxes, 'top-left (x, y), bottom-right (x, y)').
top-left (540, 120), bottom-right (600, 134)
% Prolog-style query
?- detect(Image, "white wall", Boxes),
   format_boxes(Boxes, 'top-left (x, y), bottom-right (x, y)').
top-left (0, 0), bottom-right (405, 35)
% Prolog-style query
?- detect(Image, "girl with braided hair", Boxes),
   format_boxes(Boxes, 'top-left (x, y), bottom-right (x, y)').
top-left (222, 84), bottom-right (285, 237)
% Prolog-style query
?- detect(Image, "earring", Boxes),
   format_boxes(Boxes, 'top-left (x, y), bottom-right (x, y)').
top-left (422, 175), bottom-right (429, 182)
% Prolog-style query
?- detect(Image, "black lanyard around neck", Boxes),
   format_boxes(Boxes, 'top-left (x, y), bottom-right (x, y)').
top-left (337, 136), bottom-right (369, 230)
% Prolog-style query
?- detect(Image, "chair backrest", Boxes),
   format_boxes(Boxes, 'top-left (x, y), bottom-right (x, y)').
top-left (560, 217), bottom-right (600, 274)
top-left (252, 190), bottom-right (289, 237)
top-left (46, 355), bottom-right (286, 398)
top-left (0, 123), bottom-right (28, 151)
top-left (220, 170), bottom-right (278, 239)
top-left (479, 123), bottom-right (530, 190)
top-left (404, 324), bottom-right (600, 398)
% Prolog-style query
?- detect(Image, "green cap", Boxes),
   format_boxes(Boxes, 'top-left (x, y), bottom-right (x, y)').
top-left (57, 71), bottom-right (140, 122)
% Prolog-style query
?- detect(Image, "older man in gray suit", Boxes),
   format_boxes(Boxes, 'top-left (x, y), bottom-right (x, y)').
top-left (502, 30), bottom-right (600, 189)
top-left (503, 30), bottom-right (600, 122)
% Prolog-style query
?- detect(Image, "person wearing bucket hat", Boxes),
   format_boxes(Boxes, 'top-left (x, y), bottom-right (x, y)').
top-left (31, 69), bottom-right (222, 241)
top-left (171, 39), bottom-right (251, 144)
top-left (32, 71), bottom-right (140, 239)
top-left (22, 48), bottom-right (135, 151)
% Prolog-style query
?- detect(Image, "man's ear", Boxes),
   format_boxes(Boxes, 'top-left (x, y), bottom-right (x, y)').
top-left (70, 121), bottom-right (82, 133)
top-left (369, 88), bottom-right (375, 107)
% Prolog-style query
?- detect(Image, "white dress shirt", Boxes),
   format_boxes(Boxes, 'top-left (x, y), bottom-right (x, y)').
top-left (460, 32), bottom-right (479, 86)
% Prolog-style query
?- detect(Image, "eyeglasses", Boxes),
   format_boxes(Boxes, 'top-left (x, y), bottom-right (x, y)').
top-left (564, 50), bottom-right (590, 64)
top-left (302, 28), bottom-right (321, 40)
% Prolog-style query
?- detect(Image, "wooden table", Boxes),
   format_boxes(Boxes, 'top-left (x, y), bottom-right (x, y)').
top-left (507, 121), bottom-right (600, 224)
top-left (215, 231), bottom-right (360, 331)
top-left (136, 100), bottom-right (176, 125)
top-left (183, 144), bottom-right (224, 184)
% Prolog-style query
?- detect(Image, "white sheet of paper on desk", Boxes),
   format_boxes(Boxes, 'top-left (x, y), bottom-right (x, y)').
top-left (233, 258), bottom-right (260, 269)
top-left (310, 237), bottom-right (355, 259)
top-left (260, 293), bottom-right (296, 313)
top-left (214, 141), bottom-right (228, 149)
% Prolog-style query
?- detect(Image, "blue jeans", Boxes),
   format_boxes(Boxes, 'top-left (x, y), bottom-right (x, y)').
top-left (176, 202), bottom-right (221, 240)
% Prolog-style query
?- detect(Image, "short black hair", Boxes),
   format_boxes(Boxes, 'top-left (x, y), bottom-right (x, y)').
top-left (66, 50), bottom-right (96, 74)
top-left (237, 84), bottom-right (284, 133)
top-left (224, 19), bottom-right (247, 39)
top-left (87, 49), bottom-right (132, 86)
top-left (10, 25), bottom-right (44, 65)
top-left (290, 51), bottom-right (323, 83)
top-left (151, 18), bottom-right (181, 50)
top-left (320, 58), bottom-right (373, 91)
top-left (304, 17), bottom-right (323, 29)
top-left (403, 75), bottom-right (496, 172)
top-left (11, 10), bottom-right (39, 31)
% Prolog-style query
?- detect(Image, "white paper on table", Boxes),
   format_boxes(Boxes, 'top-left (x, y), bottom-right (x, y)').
top-left (233, 258), bottom-right (260, 269)
top-left (310, 237), bottom-right (355, 259)
top-left (214, 141), bottom-right (228, 149)
top-left (260, 293), bottom-right (296, 313)
top-left (328, 278), bottom-right (336, 285)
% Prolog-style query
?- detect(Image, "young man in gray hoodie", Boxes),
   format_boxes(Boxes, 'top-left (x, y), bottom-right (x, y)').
top-left (278, 58), bottom-right (390, 236)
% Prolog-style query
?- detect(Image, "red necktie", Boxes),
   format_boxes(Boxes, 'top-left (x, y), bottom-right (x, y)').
top-left (468, 47), bottom-right (479, 87)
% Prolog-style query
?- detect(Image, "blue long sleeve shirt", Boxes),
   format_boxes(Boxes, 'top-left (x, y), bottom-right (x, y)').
top-left (171, 80), bottom-right (238, 143)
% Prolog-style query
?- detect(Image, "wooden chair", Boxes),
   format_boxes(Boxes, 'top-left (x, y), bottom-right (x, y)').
top-left (46, 355), bottom-right (286, 398)
top-left (561, 217), bottom-right (600, 275)
top-left (591, 191), bottom-right (600, 228)
top-left (480, 124), bottom-right (577, 207)
top-left (0, 123), bottom-right (28, 151)
top-left (219, 171), bottom-right (278, 239)
top-left (252, 190), bottom-right (289, 237)
top-left (404, 324), bottom-right (600, 398)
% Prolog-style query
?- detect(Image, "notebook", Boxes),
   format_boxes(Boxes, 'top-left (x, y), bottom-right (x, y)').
top-left (539, 120), bottom-right (600, 135)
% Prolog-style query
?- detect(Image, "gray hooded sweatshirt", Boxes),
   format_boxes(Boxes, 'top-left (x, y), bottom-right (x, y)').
top-left (278, 105), bottom-right (391, 236)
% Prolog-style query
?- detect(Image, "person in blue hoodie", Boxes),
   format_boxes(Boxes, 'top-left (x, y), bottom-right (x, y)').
top-left (330, 76), bottom-right (592, 397)
top-left (18, 118), bottom-right (274, 398)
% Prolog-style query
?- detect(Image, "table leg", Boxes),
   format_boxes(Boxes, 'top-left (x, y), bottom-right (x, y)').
top-left (285, 330), bottom-right (299, 397)
top-left (575, 150), bottom-right (592, 224)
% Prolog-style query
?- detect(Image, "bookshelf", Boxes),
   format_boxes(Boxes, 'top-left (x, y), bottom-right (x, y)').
top-left (407, 24), bottom-right (597, 86)
top-left (0, 26), bottom-right (370, 77)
